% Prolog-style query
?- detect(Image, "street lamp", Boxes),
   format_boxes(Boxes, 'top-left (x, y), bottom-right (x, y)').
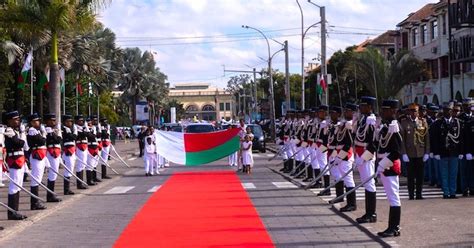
top-left (242, 25), bottom-right (276, 141)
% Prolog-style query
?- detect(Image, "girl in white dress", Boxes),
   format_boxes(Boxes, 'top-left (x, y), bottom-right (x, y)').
top-left (241, 134), bottom-right (254, 174)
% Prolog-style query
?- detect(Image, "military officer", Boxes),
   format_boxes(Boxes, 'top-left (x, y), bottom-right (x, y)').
top-left (354, 96), bottom-right (378, 223)
top-left (75, 115), bottom-right (89, 188)
top-left (337, 103), bottom-right (357, 212)
top-left (376, 99), bottom-right (403, 237)
top-left (431, 102), bottom-right (463, 199)
top-left (62, 114), bottom-right (80, 194)
top-left (459, 98), bottom-right (473, 196)
top-left (44, 113), bottom-right (62, 202)
top-left (464, 101), bottom-right (474, 196)
top-left (3, 111), bottom-right (28, 220)
top-left (327, 106), bottom-right (344, 202)
top-left (86, 116), bottom-right (101, 185)
top-left (100, 118), bottom-right (112, 179)
top-left (400, 103), bottom-right (430, 200)
top-left (314, 105), bottom-right (331, 193)
top-left (26, 113), bottom-right (48, 210)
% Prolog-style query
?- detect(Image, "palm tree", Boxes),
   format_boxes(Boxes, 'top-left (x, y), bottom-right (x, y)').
top-left (0, 0), bottom-right (110, 121)
top-left (344, 48), bottom-right (428, 106)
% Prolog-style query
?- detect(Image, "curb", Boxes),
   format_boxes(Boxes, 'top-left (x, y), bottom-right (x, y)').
top-left (0, 155), bottom-right (138, 242)
top-left (266, 149), bottom-right (394, 247)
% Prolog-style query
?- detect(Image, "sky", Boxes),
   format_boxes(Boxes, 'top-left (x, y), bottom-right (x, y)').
top-left (99, 0), bottom-right (433, 88)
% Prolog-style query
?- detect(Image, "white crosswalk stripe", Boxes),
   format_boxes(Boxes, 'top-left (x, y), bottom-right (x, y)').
top-left (241, 183), bottom-right (256, 189)
top-left (147, 185), bottom-right (161, 193)
top-left (128, 157), bottom-right (137, 161)
top-left (309, 186), bottom-right (445, 201)
top-left (272, 181), bottom-right (298, 188)
top-left (104, 186), bottom-right (135, 194)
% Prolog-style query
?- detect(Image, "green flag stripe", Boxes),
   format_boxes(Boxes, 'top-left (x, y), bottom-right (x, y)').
top-left (185, 136), bottom-right (240, 166)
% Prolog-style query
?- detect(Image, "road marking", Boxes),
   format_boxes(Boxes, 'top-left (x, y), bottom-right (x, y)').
top-left (241, 183), bottom-right (256, 189)
top-left (272, 181), bottom-right (298, 188)
top-left (128, 157), bottom-right (137, 161)
top-left (147, 185), bottom-right (162, 193)
top-left (265, 154), bottom-right (274, 157)
top-left (104, 186), bottom-right (135, 194)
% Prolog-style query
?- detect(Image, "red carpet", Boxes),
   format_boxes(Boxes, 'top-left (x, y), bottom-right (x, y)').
top-left (114, 171), bottom-right (275, 248)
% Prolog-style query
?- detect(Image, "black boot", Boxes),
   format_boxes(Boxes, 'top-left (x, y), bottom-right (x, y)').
top-left (340, 187), bottom-right (357, 212)
top-left (76, 171), bottom-right (88, 189)
top-left (46, 180), bottom-right (62, 202)
top-left (356, 190), bottom-right (377, 223)
top-left (332, 181), bottom-right (345, 203)
top-left (317, 175), bottom-right (332, 196)
top-left (64, 177), bottom-right (75, 195)
top-left (30, 186), bottom-right (47, 210)
top-left (8, 193), bottom-right (27, 220)
top-left (296, 164), bottom-right (307, 178)
top-left (93, 170), bottom-right (102, 182)
top-left (23, 173), bottom-right (29, 182)
top-left (303, 166), bottom-right (314, 182)
top-left (86, 170), bottom-right (97, 186)
top-left (378, 206), bottom-right (401, 237)
top-left (102, 164), bottom-right (112, 179)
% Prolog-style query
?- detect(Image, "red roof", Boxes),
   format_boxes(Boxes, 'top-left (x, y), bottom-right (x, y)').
top-left (397, 3), bottom-right (436, 27)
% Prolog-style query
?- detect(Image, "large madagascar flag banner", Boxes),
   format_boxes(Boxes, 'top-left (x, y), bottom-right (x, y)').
top-left (155, 128), bottom-right (240, 166)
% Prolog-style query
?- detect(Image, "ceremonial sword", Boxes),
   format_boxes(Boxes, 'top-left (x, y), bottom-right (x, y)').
top-left (75, 157), bottom-right (103, 175)
top-left (304, 159), bottom-right (336, 190)
top-left (328, 171), bottom-right (379, 204)
top-left (3, 172), bottom-right (46, 202)
top-left (110, 144), bottom-right (131, 167)
top-left (318, 164), bottom-right (356, 194)
top-left (0, 200), bottom-right (18, 214)
top-left (59, 160), bottom-right (88, 186)
top-left (26, 171), bottom-right (58, 196)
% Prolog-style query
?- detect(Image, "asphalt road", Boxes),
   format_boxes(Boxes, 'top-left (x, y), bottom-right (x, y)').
top-left (0, 141), bottom-right (472, 247)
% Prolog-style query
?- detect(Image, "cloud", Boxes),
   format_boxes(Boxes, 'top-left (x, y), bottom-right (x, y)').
top-left (99, 0), bottom-right (431, 88)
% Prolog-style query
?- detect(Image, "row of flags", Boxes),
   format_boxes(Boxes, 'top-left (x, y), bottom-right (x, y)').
top-left (16, 50), bottom-right (86, 95)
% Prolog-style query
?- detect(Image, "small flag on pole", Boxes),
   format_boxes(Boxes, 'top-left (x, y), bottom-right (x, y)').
top-left (18, 51), bottom-right (33, 90)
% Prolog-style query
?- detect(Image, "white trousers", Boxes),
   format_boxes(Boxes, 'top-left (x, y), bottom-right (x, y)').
top-left (337, 159), bottom-right (355, 187)
top-left (47, 153), bottom-right (60, 181)
top-left (76, 149), bottom-right (88, 172)
top-left (9, 166), bottom-right (25, 194)
top-left (62, 154), bottom-right (76, 177)
top-left (380, 174), bottom-right (401, 207)
top-left (329, 157), bottom-right (340, 182)
top-left (144, 153), bottom-right (156, 173)
top-left (30, 155), bottom-right (46, 187)
top-left (87, 153), bottom-right (98, 171)
top-left (228, 152), bottom-right (238, 166)
top-left (101, 146), bottom-right (111, 164)
top-left (356, 155), bottom-right (376, 192)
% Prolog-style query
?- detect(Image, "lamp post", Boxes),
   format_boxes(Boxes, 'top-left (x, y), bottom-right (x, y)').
top-left (308, 0), bottom-right (327, 105)
top-left (296, 0), bottom-right (305, 110)
top-left (242, 25), bottom-right (276, 140)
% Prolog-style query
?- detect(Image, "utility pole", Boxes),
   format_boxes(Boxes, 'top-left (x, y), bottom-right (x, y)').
top-left (284, 40), bottom-right (290, 112)
top-left (253, 68), bottom-right (258, 119)
top-left (320, 6), bottom-right (328, 105)
top-left (296, 0), bottom-right (304, 110)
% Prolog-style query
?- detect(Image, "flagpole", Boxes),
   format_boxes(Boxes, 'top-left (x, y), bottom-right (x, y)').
top-left (76, 76), bottom-right (79, 116)
top-left (30, 47), bottom-right (34, 115)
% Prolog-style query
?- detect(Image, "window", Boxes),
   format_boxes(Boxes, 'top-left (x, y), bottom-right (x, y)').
top-left (202, 104), bottom-right (215, 111)
top-left (402, 32), bottom-right (409, 49)
top-left (412, 28), bottom-right (419, 47)
top-left (442, 14), bottom-right (447, 35)
top-left (225, 102), bottom-right (231, 111)
top-left (219, 102), bottom-right (224, 111)
top-left (432, 94), bottom-right (439, 105)
top-left (431, 59), bottom-right (439, 79)
top-left (186, 105), bottom-right (199, 112)
top-left (431, 20), bottom-right (438, 40)
top-left (421, 25), bottom-right (427, 44)
top-left (440, 56), bottom-right (449, 78)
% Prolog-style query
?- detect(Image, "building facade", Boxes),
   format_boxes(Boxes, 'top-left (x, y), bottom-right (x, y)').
top-left (168, 83), bottom-right (235, 121)
top-left (395, 0), bottom-right (474, 105)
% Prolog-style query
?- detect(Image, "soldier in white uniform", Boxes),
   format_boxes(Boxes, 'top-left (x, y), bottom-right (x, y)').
top-left (74, 115), bottom-right (89, 189)
top-left (314, 105), bottom-right (330, 192)
top-left (61, 114), bottom-right (79, 194)
top-left (44, 113), bottom-right (62, 202)
top-left (100, 118), bottom-right (112, 179)
top-left (327, 106), bottom-right (344, 201)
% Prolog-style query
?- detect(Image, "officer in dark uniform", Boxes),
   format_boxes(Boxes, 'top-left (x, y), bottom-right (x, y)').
top-left (431, 102), bottom-right (463, 199)
top-left (3, 111), bottom-right (28, 220)
top-left (459, 98), bottom-right (473, 196)
top-left (376, 100), bottom-right (403, 238)
top-left (464, 101), bottom-right (474, 195)
top-left (427, 105), bottom-right (441, 187)
top-left (44, 113), bottom-right (62, 202)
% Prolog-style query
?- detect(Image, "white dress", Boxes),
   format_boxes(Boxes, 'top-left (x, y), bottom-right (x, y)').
top-left (241, 141), bottom-right (254, 167)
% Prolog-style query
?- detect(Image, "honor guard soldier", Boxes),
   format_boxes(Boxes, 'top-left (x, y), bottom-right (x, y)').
top-left (337, 103), bottom-right (357, 212)
top-left (314, 105), bottom-right (330, 192)
top-left (291, 111), bottom-right (305, 176)
top-left (299, 110), bottom-right (313, 180)
top-left (431, 102), bottom-right (463, 199)
top-left (62, 114), bottom-right (79, 194)
top-left (303, 109), bottom-right (318, 182)
top-left (376, 100), bottom-right (402, 237)
top-left (44, 114), bottom-right (62, 202)
top-left (464, 101), bottom-right (474, 196)
top-left (459, 98), bottom-right (473, 196)
top-left (86, 116), bottom-right (101, 185)
top-left (26, 113), bottom-right (48, 210)
top-left (100, 118), bottom-right (112, 179)
top-left (327, 106), bottom-right (344, 202)
top-left (75, 115), bottom-right (89, 188)
top-left (400, 103), bottom-right (430, 200)
top-left (3, 111), bottom-right (28, 220)
top-left (354, 96), bottom-right (378, 223)
top-left (0, 124), bottom-right (5, 187)
top-left (276, 115), bottom-right (287, 171)
top-left (283, 111), bottom-right (295, 173)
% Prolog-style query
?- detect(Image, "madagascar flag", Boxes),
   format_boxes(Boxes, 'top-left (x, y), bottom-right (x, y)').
top-left (155, 128), bottom-right (240, 165)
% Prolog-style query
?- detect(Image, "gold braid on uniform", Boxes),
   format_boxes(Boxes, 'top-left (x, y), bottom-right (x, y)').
top-left (447, 119), bottom-right (461, 144)
top-left (414, 119), bottom-right (427, 146)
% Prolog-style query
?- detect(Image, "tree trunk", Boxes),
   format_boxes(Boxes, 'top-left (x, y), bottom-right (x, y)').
top-left (49, 31), bottom-right (61, 124)
top-left (132, 94), bottom-right (137, 125)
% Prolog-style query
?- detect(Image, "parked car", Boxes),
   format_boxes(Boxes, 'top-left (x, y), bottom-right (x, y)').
top-left (247, 124), bottom-right (266, 153)
top-left (184, 123), bottom-right (215, 133)
top-left (163, 123), bottom-right (183, 132)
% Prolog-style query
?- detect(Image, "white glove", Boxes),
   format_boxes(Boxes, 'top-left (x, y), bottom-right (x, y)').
top-left (429, 153), bottom-right (434, 158)
top-left (402, 154), bottom-right (410, 162)
top-left (0, 126), bottom-right (5, 134)
top-left (4, 128), bottom-right (15, 138)
top-left (334, 156), bottom-right (342, 165)
top-left (434, 155), bottom-right (441, 160)
top-left (377, 164), bottom-right (386, 175)
top-left (458, 154), bottom-right (464, 160)
top-left (466, 154), bottom-right (473, 160)
top-left (54, 128), bottom-right (61, 136)
top-left (45, 127), bottom-right (53, 134)
top-left (40, 125), bottom-right (46, 134)
top-left (20, 124), bottom-right (25, 133)
top-left (423, 154), bottom-right (430, 162)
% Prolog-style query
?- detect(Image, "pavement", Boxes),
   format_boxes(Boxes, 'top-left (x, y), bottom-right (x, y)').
top-left (0, 141), bottom-right (472, 247)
